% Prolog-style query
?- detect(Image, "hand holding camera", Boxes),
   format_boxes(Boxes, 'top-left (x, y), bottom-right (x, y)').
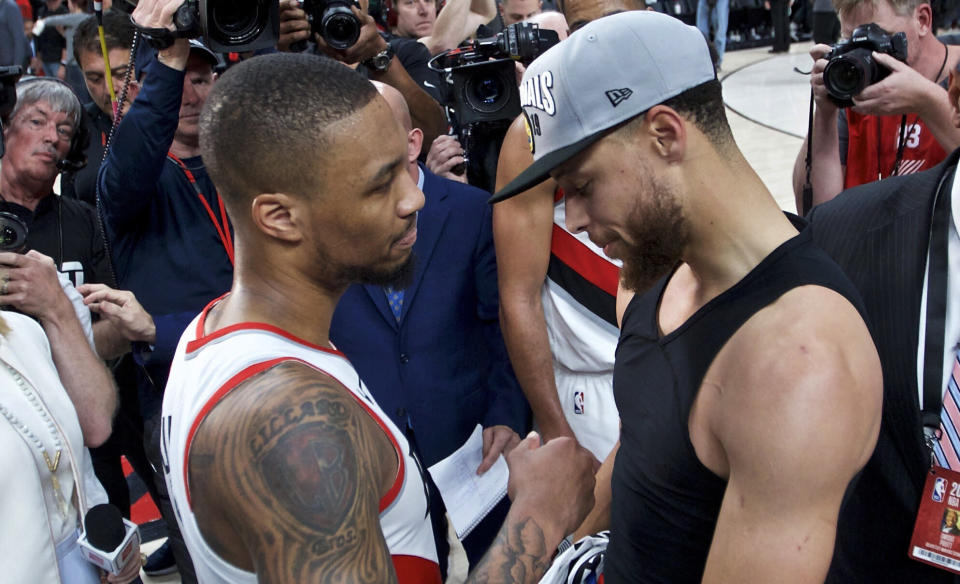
top-left (0, 251), bottom-right (74, 323)
top-left (312, 2), bottom-right (386, 65)
top-left (811, 23), bottom-right (909, 112)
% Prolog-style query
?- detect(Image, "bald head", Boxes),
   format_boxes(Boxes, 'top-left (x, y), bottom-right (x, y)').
top-left (369, 80), bottom-right (423, 177)
top-left (370, 80), bottom-right (413, 133)
top-left (525, 11), bottom-right (569, 40)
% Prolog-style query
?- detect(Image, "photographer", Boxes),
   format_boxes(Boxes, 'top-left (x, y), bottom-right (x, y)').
top-left (278, 0), bottom-right (447, 147)
top-left (97, 2), bottom-right (237, 579)
top-left (792, 0), bottom-right (960, 211)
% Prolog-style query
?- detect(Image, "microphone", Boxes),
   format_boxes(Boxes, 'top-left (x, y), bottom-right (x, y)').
top-left (78, 503), bottom-right (141, 575)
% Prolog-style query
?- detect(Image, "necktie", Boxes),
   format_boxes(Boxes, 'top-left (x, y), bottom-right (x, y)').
top-left (386, 287), bottom-right (404, 322)
top-left (935, 349), bottom-right (960, 469)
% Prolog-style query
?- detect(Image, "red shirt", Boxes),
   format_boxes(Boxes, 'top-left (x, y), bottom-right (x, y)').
top-left (844, 110), bottom-right (948, 189)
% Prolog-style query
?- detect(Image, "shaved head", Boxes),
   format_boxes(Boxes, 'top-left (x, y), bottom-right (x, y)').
top-left (200, 54), bottom-right (378, 218)
top-left (371, 81), bottom-right (413, 133)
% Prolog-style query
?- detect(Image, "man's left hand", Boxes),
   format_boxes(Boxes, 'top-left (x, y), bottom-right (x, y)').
top-left (78, 283), bottom-right (156, 344)
top-left (478, 425), bottom-right (521, 475)
top-left (852, 51), bottom-right (943, 117)
top-left (0, 250), bottom-right (72, 322)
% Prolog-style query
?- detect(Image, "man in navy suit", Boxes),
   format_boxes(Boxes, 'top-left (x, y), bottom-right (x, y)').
top-left (330, 82), bottom-right (530, 569)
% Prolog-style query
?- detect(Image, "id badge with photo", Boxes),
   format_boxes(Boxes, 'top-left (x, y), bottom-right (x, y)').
top-left (910, 466), bottom-right (960, 574)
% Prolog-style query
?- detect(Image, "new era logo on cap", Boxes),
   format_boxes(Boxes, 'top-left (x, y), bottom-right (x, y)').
top-left (489, 11), bottom-right (716, 204)
top-left (605, 88), bottom-right (633, 107)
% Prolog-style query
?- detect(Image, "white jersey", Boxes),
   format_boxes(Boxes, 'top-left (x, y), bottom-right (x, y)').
top-left (545, 197), bottom-right (621, 373)
top-left (161, 300), bottom-right (441, 583)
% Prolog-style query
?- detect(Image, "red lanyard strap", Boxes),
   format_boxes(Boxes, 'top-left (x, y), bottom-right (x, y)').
top-left (167, 154), bottom-right (235, 266)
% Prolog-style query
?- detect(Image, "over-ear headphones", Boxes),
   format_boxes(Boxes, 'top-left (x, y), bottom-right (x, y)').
top-left (369, 0), bottom-right (397, 28)
top-left (8, 76), bottom-right (89, 172)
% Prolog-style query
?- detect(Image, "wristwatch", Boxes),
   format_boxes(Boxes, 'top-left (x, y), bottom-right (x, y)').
top-left (363, 45), bottom-right (394, 74)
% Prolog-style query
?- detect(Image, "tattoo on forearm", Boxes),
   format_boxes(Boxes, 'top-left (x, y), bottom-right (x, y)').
top-left (190, 362), bottom-right (398, 584)
top-left (470, 516), bottom-right (550, 584)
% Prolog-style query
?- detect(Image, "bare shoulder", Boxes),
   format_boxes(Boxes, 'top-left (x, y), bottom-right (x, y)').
top-left (707, 285), bottom-right (882, 473)
top-left (187, 360), bottom-right (397, 582)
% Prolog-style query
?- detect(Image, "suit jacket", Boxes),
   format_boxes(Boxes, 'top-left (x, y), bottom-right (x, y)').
top-left (810, 147), bottom-right (960, 583)
top-left (330, 167), bottom-right (530, 467)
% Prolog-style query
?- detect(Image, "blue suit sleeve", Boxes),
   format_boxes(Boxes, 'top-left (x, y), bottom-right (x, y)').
top-left (98, 59), bottom-right (185, 234)
top-left (474, 202), bottom-right (531, 435)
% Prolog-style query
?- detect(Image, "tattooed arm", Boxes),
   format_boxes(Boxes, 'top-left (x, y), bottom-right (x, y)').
top-left (468, 435), bottom-right (596, 584)
top-left (188, 360), bottom-right (596, 583)
top-left (188, 361), bottom-right (401, 583)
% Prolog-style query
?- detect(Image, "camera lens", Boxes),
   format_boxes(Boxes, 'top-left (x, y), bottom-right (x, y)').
top-left (0, 226), bottom-right (14, 248)
top-left (321, 5), bottom-right (361, 50)
top-left (209, 0), bottom-right (266, 45)
top-left (823, 48), bottom-right (874, 102)
top-left (0, 213), bottom-right (27, 253)
top-left (465, 75), bottom-right (510, 114)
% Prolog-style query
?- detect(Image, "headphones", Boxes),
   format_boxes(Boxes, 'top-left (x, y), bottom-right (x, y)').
top-left (7, 76), bottom-right (90, 172)
top-left (369, 0), bottom-right (397, 28)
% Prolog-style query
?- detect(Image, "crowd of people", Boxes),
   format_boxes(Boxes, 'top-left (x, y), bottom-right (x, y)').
top-left (0, 0), bottom-right (958, 582)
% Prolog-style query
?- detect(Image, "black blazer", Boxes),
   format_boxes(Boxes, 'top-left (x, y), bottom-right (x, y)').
top-left (810, 147), bottom-right (960, 583)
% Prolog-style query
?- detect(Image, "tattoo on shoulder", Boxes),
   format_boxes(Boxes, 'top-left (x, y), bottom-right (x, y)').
top-left (202, 362), bottom-right (396, 582)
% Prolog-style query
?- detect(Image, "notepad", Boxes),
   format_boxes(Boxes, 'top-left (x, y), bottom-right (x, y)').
top-left (428, 424), bottom-right (509, 539)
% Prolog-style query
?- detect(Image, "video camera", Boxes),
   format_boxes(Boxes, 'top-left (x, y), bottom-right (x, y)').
top-left (118, 0), bottom-right (279, 53)
top-left (432, 22), bottom-right (560, 128)
top-left (430, 23), bottom-right (559, 191)
top-left (822, 23), bottom-right (907, 108)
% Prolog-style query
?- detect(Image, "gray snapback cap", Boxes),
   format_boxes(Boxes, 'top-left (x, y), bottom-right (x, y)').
top-left (490, 11), bottom-right (716, 203)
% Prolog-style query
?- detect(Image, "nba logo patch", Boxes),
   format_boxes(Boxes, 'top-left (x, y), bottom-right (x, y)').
top-left (935, 477), bottom-right (947, 502)
top-left (574, 391), bottom-right (585, 415)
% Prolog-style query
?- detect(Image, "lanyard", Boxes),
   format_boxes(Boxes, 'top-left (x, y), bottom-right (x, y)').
top-left (921, 166), bottom-right (954, 439)
top-left (167, 154), bottom-right (235, 266)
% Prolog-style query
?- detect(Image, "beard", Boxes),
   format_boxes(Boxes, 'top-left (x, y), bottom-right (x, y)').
top-left (337, 252), bottom-right (417, 290)
top-left (618, 177), bottom-right (689, 294)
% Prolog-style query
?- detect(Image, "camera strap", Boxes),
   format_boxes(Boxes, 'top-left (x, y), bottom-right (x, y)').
top-left (920, 163), bottom-right (953, 452)
top-left (167, 154), bottom-right (235, 266)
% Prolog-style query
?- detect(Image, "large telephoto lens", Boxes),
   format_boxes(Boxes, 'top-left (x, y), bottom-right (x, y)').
top-left (209, 0), bottom-right (266, 45)
top-left (321, 5), bottom-right (361, 49)
top-left (823, 48), bottom-right (875, 103)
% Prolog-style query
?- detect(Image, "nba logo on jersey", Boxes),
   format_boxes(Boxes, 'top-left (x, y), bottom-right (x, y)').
top-left (574, 391), bottom-right (585, 415)
top-left (934, 477), bottom-right (947, 502)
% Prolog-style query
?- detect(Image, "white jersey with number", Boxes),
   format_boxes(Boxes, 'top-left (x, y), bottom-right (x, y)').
top-left (161, 299), bottom-right (441, 584)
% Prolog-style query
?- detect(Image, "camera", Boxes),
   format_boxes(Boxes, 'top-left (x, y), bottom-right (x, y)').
top-left (0, 66), bottom-right (23, 160)
top-left (0, 213), bottom-right (28, 253)
top-left (301, 0), bottom-right (363, 50)
top-left (429, 23), bottom-right (559, 192)
top-left (122, 0), bottom-right (279, 53)
top-left (823, 23), bottom-right (907, 108)
top-left (433, 22), bottom-right (560, 128)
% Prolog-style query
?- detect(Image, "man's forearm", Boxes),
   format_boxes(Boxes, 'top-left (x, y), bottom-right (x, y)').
top-left (98, 53), bottom-right (186, 228)
top-left (93, 319), bottom-right (133, 360)
top-left (918, 84), bottom-right (960, 153)
top-left (806, 108), bottom-right (844, 209)
top-left (44, 307), bottom-right (117, 447)
top-left (467, 501), bottom-right (566, 584)
top-left (500, 301), bottom-right (572, 441)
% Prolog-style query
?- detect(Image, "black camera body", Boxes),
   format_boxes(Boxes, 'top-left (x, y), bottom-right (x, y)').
top-left (429, 23), bottom-right (559, 192)
top-left (301, 0), bottom-right (362, 50)
top-left (823, 23), bottom-right (907, 108)
top-left (441, 23), bottom-right (560, 128)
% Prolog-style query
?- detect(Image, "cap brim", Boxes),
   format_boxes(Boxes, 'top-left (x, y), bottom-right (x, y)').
top-left (488, 130), bottom-right (607, 204)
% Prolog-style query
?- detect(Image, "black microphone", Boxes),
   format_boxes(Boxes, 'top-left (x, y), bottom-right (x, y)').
top-left (84, 504), bottom-right (127, 552)
top-left (79, 503), bottom-right (141, 574)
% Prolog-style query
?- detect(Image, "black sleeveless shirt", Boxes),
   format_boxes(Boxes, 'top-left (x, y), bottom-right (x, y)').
top-left (605, 216), bottom-right (868, 583)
